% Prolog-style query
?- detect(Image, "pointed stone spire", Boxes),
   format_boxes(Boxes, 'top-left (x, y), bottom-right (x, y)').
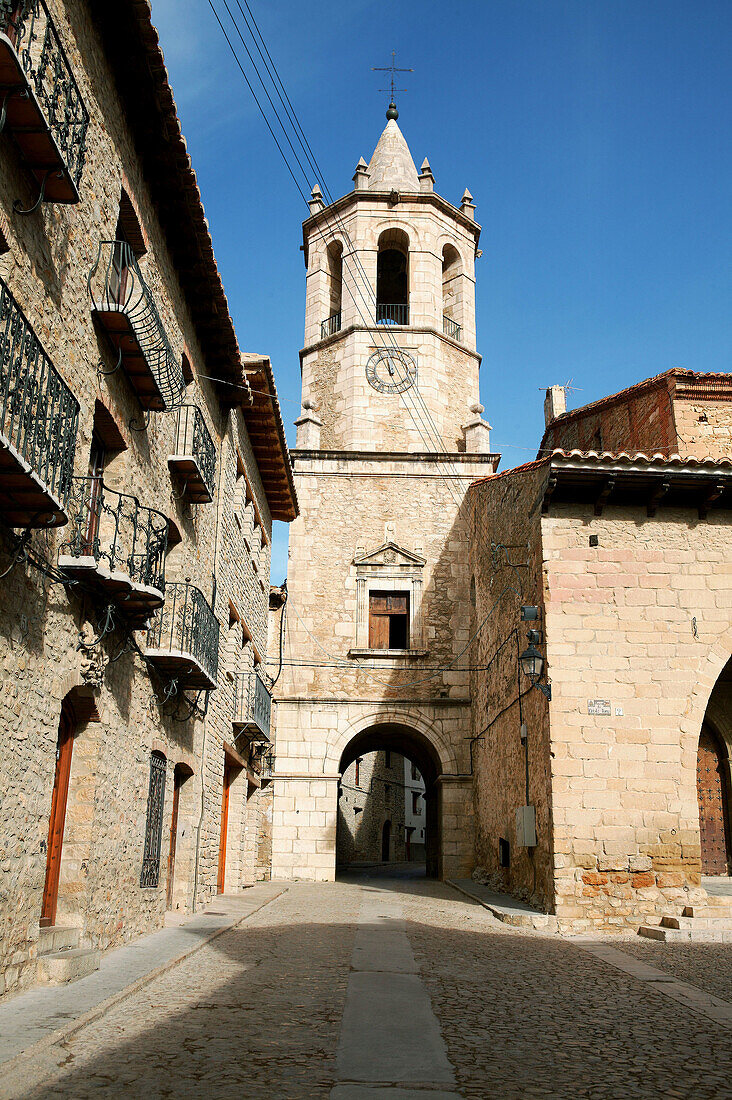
top-left (353, 156), bottom-right (370, 191)
top-left (308, 184), bottom-right (324, 215)
top-left (366, 118), bottom-right (419, 192)
top-left (460, 188), bottom-right (475, 220)
top-left (419, 157), bottom-right (434, 193)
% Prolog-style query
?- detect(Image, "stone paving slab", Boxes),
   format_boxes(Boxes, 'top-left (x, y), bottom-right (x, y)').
top-left (331, 1088), bottom-right (463, 1099)
top-left (0, 884), bottom-right (285, 1068)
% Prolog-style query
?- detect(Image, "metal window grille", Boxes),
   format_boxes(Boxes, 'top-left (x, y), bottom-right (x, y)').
top-left (443, 315), bottom-right (462, 341)
top-left (61, 478), bottom-right (168, 592)
top-left (146, 582), bottom-right (220, 686)
top-left (233, 668), bottom-right (271, 740)
top-left (376, 303), bottom-right (409, 326)
top-left (173, 405), bottom-right (216, 500)
top-left (0, 0), bottom-right (89, 188)
top-left (140, 751), bottom-right (166, 888)
top-left (320, 311), bottom-right (341, 339)
top-left (0, 276), bottom-right (79, 506)
top-left (88, 240), bottom-right (185, 411)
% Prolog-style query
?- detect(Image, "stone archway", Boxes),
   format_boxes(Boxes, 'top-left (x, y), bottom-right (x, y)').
top-left (337, 722), bottom-right (446, 878)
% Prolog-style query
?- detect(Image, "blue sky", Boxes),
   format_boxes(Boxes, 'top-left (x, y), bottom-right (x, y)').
top-left (150, 0), bottom-right (732, 581)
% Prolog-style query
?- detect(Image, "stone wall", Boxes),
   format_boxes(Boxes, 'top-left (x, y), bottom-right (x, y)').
top-left (468, 466), bottom-right (556, 912)
top-left (543, 504), bottom-right (731, 931)
top-left (337, 751), bottom-right (408, 864)
top-left (0, 0), bottom-right (277, 999)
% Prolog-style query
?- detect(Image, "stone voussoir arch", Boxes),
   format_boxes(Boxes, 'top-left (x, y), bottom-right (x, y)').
top-left (326, 707), bottom-right (458, 776)
top-left (679, 626), bottom-right (732, 746)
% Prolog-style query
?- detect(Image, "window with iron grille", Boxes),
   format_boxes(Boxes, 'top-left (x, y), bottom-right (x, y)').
top-left (140, 751), bottom-right (166, 888)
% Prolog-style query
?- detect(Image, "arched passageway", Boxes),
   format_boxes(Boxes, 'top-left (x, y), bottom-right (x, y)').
top-left (336, 722), bottom-right (442, 878)
top-left (697, 656), bottom-right (732, 876)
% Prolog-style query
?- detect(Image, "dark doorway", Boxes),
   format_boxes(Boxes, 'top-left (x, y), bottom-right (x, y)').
top-left (381, 820), bottom-right (391, 861)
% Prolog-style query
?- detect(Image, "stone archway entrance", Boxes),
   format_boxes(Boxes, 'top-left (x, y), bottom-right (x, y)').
top-left (337, 722), bottom-right (442, 878)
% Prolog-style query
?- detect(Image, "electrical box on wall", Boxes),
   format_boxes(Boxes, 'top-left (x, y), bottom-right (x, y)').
top-left (515, 804), bottom-right (537, 847)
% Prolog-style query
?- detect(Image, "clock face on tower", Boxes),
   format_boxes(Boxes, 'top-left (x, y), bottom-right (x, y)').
top-left (365, 349), bottom-right (417, 394)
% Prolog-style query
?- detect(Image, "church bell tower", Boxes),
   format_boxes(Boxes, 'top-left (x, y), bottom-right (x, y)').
top-left (271, 103), bottom-right (500, 882)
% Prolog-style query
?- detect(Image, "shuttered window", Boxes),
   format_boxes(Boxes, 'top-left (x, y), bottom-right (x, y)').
top-left (369, 591), bottom-right (409, 650)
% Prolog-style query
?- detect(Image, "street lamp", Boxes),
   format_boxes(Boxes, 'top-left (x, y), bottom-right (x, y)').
top-left (519, 629), bottom-right (552, 700)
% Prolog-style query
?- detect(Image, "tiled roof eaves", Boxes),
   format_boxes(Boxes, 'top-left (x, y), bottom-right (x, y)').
top-left (92, 1), bottom-right (297, 521)
top-left (548, 448), bottom-right (732, 475)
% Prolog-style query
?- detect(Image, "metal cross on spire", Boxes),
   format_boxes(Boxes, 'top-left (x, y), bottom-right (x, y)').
top-left (372, 50), bottom-right (413, 120)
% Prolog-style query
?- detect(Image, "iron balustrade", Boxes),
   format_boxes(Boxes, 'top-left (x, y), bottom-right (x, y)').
top-left (376, 303), bottom-right (409, 326)
top-left (443, 315), bottom-right (462, 341)
top-left (234, 668), bottom-right (271, 741)
top-left (0, 276), bottom-right (78, 518)
top-left (61, 477), bottom-right (168, 594)
top-left (146, 582), bottom-right (220, 688)
top-left (88, 240), bottom-right (185, 411)
top-left (320, 311), bottom-right (341, 340)
top-left (0, 0), bottom-right (89, 199)
top-left (172, 405), bottom-right (216, 502)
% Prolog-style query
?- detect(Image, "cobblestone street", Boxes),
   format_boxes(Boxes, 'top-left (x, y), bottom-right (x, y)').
top-left (3, 870), bottom-right (732, 1100)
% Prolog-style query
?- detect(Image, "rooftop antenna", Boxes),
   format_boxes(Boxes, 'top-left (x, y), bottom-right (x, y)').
top-left (372, 50), bottom-right (413, 120)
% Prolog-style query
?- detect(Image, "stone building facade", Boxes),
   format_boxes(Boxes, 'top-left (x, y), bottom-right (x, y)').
top-left (271, 109), bottom-right (499, 882)
top-left (468, 372), bottom-right (731, 931)
top-left (0, 0), bottom-right (295, 999)
top-left (336, 750), bottom-right (427, 865)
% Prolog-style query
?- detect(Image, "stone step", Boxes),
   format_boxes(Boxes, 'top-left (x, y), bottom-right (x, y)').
top-left (37, 925), bottom-right (81, 956)
top-left (37, 947), bottom-right (101, 984)
top-left (683, 903), bottom-right (732, 919)
top-left (662, 915), bottom-right (732, 931)
top-left (638, 924), bottom-right (732, 943)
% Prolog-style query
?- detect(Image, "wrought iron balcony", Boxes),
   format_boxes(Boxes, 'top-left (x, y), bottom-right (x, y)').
top-left (443, 315), bottom-right (462, 342)
top-left (376, 303), bottom-right (409, 326)
top-left (59, 478), bottom-right (168, 625)
top-left (89, 241), bottom-right (185, 412)
top-left (233, 668), bottom-right (271, 742)
top-left (0, 0), bottom-right (89, 209)
top-left (0, 276), bottom-right (78, 527)
top-left (145, 582), bottom-right (219, 690)
top-left (320, 311), bottom-right (341, 340)
top-left (167, 405), bottom-right (216, 504)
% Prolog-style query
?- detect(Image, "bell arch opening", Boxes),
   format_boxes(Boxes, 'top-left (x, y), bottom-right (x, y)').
top-left (376, 228), bottom-right (409, 326)
top-left (336, 722), bottom-right (442, 879)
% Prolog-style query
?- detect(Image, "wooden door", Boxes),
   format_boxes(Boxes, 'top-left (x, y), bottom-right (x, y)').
top-left (166, 769), bottom-right (182, 910)
top-left (40, 708), bottom-right (74, 927)
top-left (697, 725), bottom-right (731, 875)
top-left (217, 764), bottom-right (233, 894)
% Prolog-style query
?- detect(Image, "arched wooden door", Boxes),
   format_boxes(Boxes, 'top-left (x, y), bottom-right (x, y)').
top-left (697, 725), bottom-right (731, 875)
top-left (41, 704), bottom-right (75, 926)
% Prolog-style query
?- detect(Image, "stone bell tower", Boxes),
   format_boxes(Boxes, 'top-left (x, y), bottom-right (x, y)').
top-left (271, 104), bottom-right (500, 882)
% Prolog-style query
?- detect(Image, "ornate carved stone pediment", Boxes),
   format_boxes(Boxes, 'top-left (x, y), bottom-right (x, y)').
top-left (353, 541), bottom-right (425, 569)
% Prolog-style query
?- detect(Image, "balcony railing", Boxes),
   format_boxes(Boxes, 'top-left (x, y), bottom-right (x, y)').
top-left (233, 668), bottom-right (271, 742)
top-left (89, 241), bottom-right (185, 412)
top-left (168, 405), bottom-right (216, 504)
top-left (376, 303), bottom-right (409, 326)
top-left (0, 276), bottom-right (78, 527)
top-left (59, 478), bottom-right (168, 625)
top-left (0, 0), bottom-right (89, 206)
top-left (443, 315), bottom-right (462, 342)
top-left (320, 311), bottom-right (341, 340)
top-left (146, 582), bottom-right (219, 690)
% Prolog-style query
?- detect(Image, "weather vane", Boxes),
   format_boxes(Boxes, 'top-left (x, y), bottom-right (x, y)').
top-left (372, 50), bottom-right (413, 119)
